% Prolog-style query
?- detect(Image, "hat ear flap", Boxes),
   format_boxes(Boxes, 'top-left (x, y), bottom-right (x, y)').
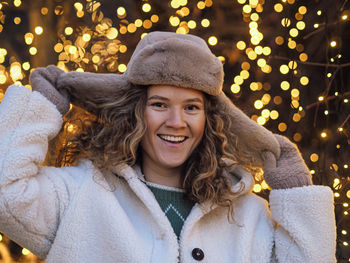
top-left (57, 71), bottom-right (129, 115)
top-left (217, 92), bottom-right (281, 167)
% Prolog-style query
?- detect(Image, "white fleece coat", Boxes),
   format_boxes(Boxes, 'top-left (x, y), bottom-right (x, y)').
top-left (0, 85), bottom-right (336, 263)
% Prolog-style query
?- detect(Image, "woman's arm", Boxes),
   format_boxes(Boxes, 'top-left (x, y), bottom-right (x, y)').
top-left (270, 186), bottom-right (336, 263)
top-left (0, 85), bottom-right (74, 258)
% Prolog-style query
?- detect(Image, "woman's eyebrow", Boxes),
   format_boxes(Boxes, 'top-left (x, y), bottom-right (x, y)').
top-left (148, 95), bottom-right (169, 101)
top-left (184, 98), bottom-right (204, 104)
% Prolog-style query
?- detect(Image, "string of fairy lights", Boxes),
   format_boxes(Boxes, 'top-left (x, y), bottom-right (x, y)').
top-left (0, 0), bottom-right (349, 261)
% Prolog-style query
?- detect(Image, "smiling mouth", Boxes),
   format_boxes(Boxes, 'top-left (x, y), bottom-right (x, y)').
top-left (158, 135), bottom-right (188, 143)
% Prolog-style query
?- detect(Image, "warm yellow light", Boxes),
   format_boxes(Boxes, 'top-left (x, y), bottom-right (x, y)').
top-left (69, 46), bottom-right (77, 54)
top-left (169, 16), bottom-right (180, 27)
top-left (188, 20), bottom-right (196, 29)
top-left (34, 26), bottom-right (43, 35)
top-left (330, 41), bottom-right (337, 47)
top-left (334, 192), bottom-right (340, 198)
top-left (275, 36), bottom-right (284, 45)
top-left (310, 153), bottom-right (319, 162)
top-left (74, 2), bottom-right (83, 11)
top-left (261, 109), bottom-right (270, 118)
top-left (201, 19), bottom-right (210, 27)
top-left (127, 24), bottom-right (137, 33)
top-left (208, 36), bottom-right (218, 46)
top-left (254, 46), bottom-right (263, 54)
top-left (288, 40), bottom-right (296, 49)
top-left (92, 55), bottom-right (100, 64)
top-left (314, 23), bottom-right (319, 28)
top-left (321, 131), bottom-right (327, 138)
top-left (119, 45), bottom-right (127, 53)
top-left (345, 164), bottom-right (349, 169)
top-left (250, 13), bottom-right (259, 21)
top-left (296, 21), bottom-right (306, 30)
top-left (241, 62), bottom-right (250, 70)
top-left (14, 0), bottom-right (21, 7)
top-left (234, 75), bottom-right (244, 85)
top-left (24, 33), bottom-right (34, 45)
top-left (300, 76), bottom-right (309, 85)
top-left (22, 248), bottom-right (30, 256)
top-left (143, 20), bottom-right (152, 29)
top-left (231, 84), bottom-right (241, 94)
top-left (274, 3), bottom-right (283, 12)
top-left (249, 21), bottom-right (258, 29)
top-left (29, 47), bottom-right (37, 55)
top-left (299, 53), bottom-right (308, 61)
top-left (257, 58), bottom-right (266, 67)
top-left (347, 190), bottom-right (350, 199)
top-left (270, 110), bottom-right (279, 120)
top-left (117, 7), bottom-right (126, 16)
top-left (280, 64), bottom-right (289, 74)
top-left (236, 41), bottom-right (246, 50)
top-left (280, 81), bottom-right (290, 91)
top-left (237, 0), bottom-right (246, 4)
top-left (0, 74), bottom-right (7, 84)
top-left (338, 127), bottom-right (344, 132)
top-left (142, 3), bottom-right (151, 12)
top-left (54, 43), bottom-right (63, 53)
top-left (289, 28), bottom-right (299, 37)
top-left (253, 184), bottom-right (262, 193)
top-left (291, 89), bottom-right (300, 97)
top-left (22, 62), bottom-right (30, 71)
top-left (65, 27), bottom-right (73, 35)
top-left (257, 116), bottom-right (266, 125)
top-left (135, 19), bottom-right (143, 27)
top-left (118, 64), bottom-right (127, 73)
top-left (243, 4), bottom-right (252, 13)
top-left (318, 96), bottom-right (324, 101)
top-left (288, 61), bottom-right (297, 69)
top-left (197, 1), bottom-right (205, 9)
top-left (278, 122), bottom-right (287, 132)
top-left (293, 133), bottom-right (302, 142)
top-left (293, 113), bottom-right (301, 122)
top-left (14, 17), bottom-right (21, 24)
top-left (281, 18), bottom-right (291, 27)
top-left (254, 100), bottom-right (263, 109)
top-left (240, 70), bottom-right (249, 79)
top-left (82, 33), bottom-right (91, 42)
top-left (342, 230), bottom-right (348, 235)
top-left (247, 51), bottom-right (257, 60)
top-left (250, 82), bottom-right (258, 91)
top-left (298, 6), bottom-right (307, 15)
top-left (262, 46), bottom-right (271, 55)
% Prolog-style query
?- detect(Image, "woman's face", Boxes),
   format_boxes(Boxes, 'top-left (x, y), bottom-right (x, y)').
top-left (141, 85), bottom-right (206, 172)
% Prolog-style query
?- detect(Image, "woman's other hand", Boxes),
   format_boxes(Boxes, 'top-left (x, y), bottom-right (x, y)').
top-left (30, 65), bottom-right (70, 115)
top-left (262, 134), bottom-right (312, 189)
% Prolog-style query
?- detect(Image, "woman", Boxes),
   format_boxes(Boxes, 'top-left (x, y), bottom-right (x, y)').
top-left (0, 31), bottom-right (336, 262)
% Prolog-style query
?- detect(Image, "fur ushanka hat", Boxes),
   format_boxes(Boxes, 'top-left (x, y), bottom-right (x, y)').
top-left (56, 31), bottom-right (280, 167)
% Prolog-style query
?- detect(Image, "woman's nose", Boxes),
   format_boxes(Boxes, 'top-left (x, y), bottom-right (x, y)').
top-left (165, 108), bottom-right (186, 128)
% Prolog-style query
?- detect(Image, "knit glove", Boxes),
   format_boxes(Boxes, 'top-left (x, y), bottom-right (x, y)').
top-left (30, 65), bottom-right (70, 115)
top-left (262, 134), bottom-right (312, 189)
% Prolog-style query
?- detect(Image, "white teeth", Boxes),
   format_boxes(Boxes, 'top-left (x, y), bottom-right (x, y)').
top-left (159, 135), bottom-right (186, 142)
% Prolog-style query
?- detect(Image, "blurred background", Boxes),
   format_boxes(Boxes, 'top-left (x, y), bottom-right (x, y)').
top-left (0, 0), bottom-right (349, 262)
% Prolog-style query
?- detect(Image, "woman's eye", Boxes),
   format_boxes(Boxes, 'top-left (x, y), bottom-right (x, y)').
top-left (185, 104), bottom-right (200, 111)
top-left (150, 102), bottom-right (166, 108)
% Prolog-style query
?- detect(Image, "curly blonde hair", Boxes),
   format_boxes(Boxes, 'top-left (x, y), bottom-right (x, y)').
top-left (59, 85), bottom-right (256, 219)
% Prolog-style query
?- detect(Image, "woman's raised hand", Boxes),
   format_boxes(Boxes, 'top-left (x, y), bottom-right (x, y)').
top-left (30, 65), bottom-right (70, 115)
top-left (262, 134), bottom-right (312, 189)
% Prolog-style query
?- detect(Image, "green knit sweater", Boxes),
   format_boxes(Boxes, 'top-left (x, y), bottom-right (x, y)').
top-left (146, 182), bottom-right (196, 238)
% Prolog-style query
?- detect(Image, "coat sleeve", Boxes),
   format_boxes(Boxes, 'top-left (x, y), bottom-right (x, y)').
top-left (269, 185), bottom-right (336, 263)
top-left (0, 85), bottom-right (78, 258)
